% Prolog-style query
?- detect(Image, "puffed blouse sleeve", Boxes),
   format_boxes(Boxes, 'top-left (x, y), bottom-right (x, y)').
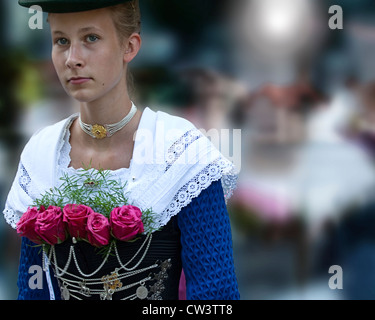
top-left (177, 180), bottom-right (240, 300)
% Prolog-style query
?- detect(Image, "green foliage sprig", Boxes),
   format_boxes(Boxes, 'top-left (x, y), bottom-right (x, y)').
top-left (32, 166), bottom-right (157, 234)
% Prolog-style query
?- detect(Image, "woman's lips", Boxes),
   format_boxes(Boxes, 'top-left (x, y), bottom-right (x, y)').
top-left (68, 77), bottom-right (92, 85)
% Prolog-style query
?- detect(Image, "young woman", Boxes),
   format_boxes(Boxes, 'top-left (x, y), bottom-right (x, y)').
top-left (3, 0), bottom-right (240, 300)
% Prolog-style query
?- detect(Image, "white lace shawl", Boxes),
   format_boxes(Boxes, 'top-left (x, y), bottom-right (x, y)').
top-left (3, 107), bottom-right (238, 231)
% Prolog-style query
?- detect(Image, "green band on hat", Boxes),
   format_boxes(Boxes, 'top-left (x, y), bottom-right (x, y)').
top-left (18, 0), bottom-right (132, 13)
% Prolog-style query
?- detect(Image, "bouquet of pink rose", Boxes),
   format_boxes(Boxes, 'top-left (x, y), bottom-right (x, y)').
top-left (16, 167), bottom-right (156, 249)
top-left (17, 203), bottom-right (145, 247)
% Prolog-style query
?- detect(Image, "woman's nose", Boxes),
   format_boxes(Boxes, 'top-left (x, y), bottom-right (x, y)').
top-left (65, 44), bottom-right (84, 69)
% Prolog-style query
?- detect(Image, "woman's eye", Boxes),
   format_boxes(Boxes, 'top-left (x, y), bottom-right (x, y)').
top-left (86, 35), bottom-right (99, 43)
top-left (56, 38), bottom-right (69, 46)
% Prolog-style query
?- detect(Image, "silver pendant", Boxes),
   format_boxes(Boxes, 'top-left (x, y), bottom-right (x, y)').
top-left (136, 285), bottom-right (148, 300)
top-left (107, 289), bottom-right (114, 300)
top-left (100, 288), bottom-right (114, 300)
top-left (80, 280), bottom-right (91, 297)
top-left (62, 286), bottom-right (70, 300)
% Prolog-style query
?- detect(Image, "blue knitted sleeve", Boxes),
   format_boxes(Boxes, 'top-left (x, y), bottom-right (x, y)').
top-left (17, 237), bottom-right (60, 300)
top-left (177, 180), bottom-right (240, 300)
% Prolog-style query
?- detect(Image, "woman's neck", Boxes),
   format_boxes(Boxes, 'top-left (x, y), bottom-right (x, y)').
top-left (68, 99), bottom-right (142, 170)
top-left (79, 88), bottom-right (133, 126)
top-left (70, 81), bottom-right (140, 153)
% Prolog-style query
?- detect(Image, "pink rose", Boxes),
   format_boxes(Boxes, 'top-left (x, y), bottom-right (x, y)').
top-left (110, 205), bottom-right (144, 241)
top-left (63, 204), bottom-right (93, 239)
top-left (87, 212), bottom-right (110, 247)
top-left (17, 206), bottom-right (44, 244)
top-left (35, 206), bottom-right (66, 245)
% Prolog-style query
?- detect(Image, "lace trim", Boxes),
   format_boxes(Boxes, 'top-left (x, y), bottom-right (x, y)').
top-left (163, 127), bottom-right (237, 214)
top-left (58, 127), bottom-right (72, 168)
top-left (19, 162), bottom-right (45, 200)
top-left (19, 163), bottom-right (32, 195)
top-left (165, 128), bottom-right (202, 171)
top-left (151, 158), bottom-right (237, 230)
top-left (164, 128), bottom-right (237, 219)
top-left (3, 161), bottom-right (43, 229)
top-left (3, 207), bottom-right (19, 229)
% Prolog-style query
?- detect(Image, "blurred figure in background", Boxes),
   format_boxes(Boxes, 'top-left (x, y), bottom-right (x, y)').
top-left (344, 81), bottom-right (375, 160)
top-left (175, 68), bottom-right (247, 131)
top-left (230, 73), bottom-right (327, 291)
top-left (227, 0), bottom-right (375, 300)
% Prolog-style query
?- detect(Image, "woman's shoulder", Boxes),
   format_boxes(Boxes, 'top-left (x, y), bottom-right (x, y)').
top-left (143, 107), bottom-right (195, 128)
top-left (141, 107), bottom-right (198, 143)
top-left (21, 114), bottom-right (77, 159)
top-left (30, 114), bottom-right (77, 139)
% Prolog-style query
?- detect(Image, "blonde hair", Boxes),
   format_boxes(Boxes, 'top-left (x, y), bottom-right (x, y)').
top-left (108, 0), bottom-right (141, 43)
top-left (108, 0), bottom-right (141, 95)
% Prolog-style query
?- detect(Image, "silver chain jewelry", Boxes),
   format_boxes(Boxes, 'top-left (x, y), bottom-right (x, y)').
top-left (48, 234), bottom-right (159, 300)
top-left (50, 234), bottom-right (152, 279)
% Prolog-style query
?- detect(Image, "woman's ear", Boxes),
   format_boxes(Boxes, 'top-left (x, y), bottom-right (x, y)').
top-left (123, 33), bottom-right (141, 63)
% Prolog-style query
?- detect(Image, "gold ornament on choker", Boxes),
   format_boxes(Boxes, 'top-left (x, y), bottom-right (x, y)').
top-left (79, 104), bottom-right (137, 139)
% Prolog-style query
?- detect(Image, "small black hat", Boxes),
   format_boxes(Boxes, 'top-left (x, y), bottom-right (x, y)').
top-left (18, 0), bottom-right (132, 13)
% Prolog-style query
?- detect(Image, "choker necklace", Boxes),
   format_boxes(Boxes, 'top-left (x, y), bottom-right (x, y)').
top-left (79, 103), bottom-right (137, 139)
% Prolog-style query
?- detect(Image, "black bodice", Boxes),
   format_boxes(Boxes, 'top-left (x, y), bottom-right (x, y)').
top-left (51, 217), bottom-right (182, 300)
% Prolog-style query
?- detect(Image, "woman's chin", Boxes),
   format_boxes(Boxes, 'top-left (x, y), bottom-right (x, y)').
top-left (65, 89), bottom-right (98, 103)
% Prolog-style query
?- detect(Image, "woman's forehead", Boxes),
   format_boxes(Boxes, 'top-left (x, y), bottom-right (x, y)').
top-left (48, 8), bottom-right (115, 33)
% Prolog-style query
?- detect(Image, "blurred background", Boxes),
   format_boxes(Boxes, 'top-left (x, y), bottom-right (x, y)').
top-left (1, 0), bottom-right (375, 299)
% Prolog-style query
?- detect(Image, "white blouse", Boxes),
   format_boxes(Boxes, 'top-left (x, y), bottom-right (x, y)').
top-left (3, 106), bottom-right (238, 232)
